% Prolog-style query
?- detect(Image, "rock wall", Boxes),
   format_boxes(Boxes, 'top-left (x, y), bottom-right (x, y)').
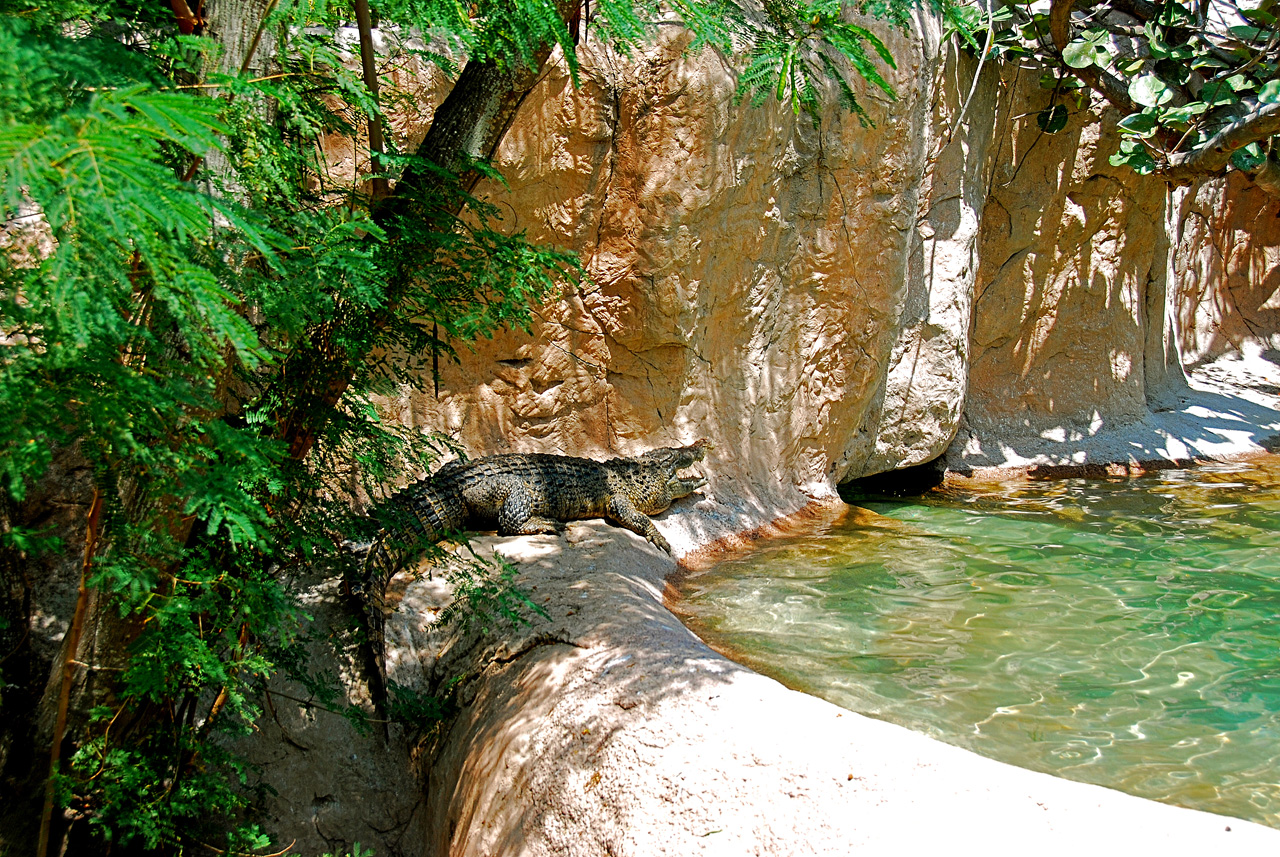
top-left (364, 19), bottom-right (1280, 488)
top-left (962, 90), bottom-right (1167, 446)
top-left (1170, 171), bottom-right (1280, 368)
top-left (947, 70), bottom-right (1280, 470)
top-left (377, 12), bottom-right (986, 537)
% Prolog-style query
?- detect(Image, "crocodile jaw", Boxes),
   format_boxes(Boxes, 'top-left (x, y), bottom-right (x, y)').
top-left (665, 440), bottom-right (709, 500)
top-left (667, 473), bottom-right (707, 500)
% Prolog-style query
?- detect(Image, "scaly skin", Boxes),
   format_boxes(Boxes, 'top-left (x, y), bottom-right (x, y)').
top-left (354, 440), bottom-right (709, 703)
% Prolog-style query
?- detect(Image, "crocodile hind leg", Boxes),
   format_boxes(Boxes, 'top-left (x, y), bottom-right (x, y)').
top-left (606, 494), bottom-right (671, 554)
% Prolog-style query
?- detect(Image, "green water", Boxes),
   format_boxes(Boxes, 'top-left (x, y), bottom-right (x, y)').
top-left (675, 458), bottom-right (1280, 826)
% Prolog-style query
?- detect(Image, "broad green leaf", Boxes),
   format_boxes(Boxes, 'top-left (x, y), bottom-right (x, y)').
top-left (1240, 7), bottom-right (1277, 25)
top-left (1201, 81), bottom-right (1241, 106)
top-left (1229, 24), bottom-right (1269, 42)
top-left (1146, 23), bottom-right (1170, 59)
top-left (1191, 55), bottom-right (1231, 70)
top-left (1129, 74), bottom-right (1174, 107)
top-left (1118, 111), bottom-right (1158, 138)
top-left (1231, 142), bottom-right (1267, 172)
top-left (1260, 80), bottom-right (1280, 103)
top-left (1063, 38), bottom-right (1098, 69)
top-left (1227, 74), bottom-right (1256, 91)
top-left (1161, 101), bottom-right (1209, 124)
top-left (1109, 139), bottom-right (1156, 174)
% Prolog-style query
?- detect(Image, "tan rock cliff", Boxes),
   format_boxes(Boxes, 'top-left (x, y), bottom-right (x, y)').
top-left (378, 14), bottom-right (982, 537)
top-left (365, 13), bottom-right (1280, 504)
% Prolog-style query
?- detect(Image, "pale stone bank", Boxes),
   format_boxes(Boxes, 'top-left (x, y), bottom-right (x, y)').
top-left (242, 6), bottom-right (1280, 855)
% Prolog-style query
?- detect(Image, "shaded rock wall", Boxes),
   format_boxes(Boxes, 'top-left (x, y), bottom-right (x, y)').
top-left (950, 69), bottom-right (1280, 468)
top-left (1171, 171), bottom-right (1280, 368)
top-left (959, 74), bottom-right (1173, 454)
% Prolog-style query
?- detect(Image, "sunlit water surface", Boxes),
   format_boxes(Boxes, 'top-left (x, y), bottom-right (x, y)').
top-left (675, 458), bottom-right (1280, 827)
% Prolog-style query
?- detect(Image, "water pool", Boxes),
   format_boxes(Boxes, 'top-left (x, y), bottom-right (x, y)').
top-left (674, 457), bottom-right (1280, 826)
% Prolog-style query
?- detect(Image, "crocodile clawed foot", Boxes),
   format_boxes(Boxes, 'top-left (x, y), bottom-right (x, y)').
top-left (649, 532), bottom-right (674, 555)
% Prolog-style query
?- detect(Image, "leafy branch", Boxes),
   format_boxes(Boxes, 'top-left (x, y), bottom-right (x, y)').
top-left (950, 0), bottom-right (1280, 191)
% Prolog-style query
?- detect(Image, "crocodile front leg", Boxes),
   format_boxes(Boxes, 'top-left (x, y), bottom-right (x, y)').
top-left (606, 494), bottom-right (672, 554)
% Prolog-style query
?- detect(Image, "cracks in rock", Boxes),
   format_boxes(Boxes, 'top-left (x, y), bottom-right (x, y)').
top-left (823, 154), bottom-right (870, 305)
top-left (589, 72), bottom-right (624, 268)
top-left (604, 331), bottom-right (668, 427)
top-left (984, 65), bottom-right (1020, 199)
top-left (487, 631), bottom-right (585, 668)
top-left (263, 689), bottom-right (315, 754)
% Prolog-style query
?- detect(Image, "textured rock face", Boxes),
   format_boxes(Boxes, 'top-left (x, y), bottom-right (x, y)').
top-left (1171, 171), bottom-right (1280, 367)
top-left (383, 13), bottom-right (982, 533)
top-left (958, 76), bottom-right (1172, 455)
top-left (374, 14), bottom-right (1280, 499)
top-left (942, 69), bottom-right (1280, 470)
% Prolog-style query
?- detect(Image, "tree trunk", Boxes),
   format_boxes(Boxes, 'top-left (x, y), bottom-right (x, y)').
top-left (278, 0), bottom-right (579, 461)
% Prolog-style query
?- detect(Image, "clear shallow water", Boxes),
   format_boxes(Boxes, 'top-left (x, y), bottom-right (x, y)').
top-left (675, 458), bottom-right (1280, 827)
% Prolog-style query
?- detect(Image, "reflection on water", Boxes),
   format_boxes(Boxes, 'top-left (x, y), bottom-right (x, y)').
top-left (675, 458), bottom-right (1280, 827)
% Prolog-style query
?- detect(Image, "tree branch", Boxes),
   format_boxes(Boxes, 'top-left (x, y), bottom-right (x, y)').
top-left (1164, 101), bottom-right (1280, 180)
top-left (354, 0), bottom-right (389, 203)
top-left (37, 488), bottom-right (102, 857)
top-left (277, 0), bottom-right (580, 462)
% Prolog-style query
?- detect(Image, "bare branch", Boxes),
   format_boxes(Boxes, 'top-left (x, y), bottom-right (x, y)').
top-left (354, 0), bottom-right (389, 203)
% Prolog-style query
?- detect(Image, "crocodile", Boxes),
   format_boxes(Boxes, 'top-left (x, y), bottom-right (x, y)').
top-left (352, 439), bottom-right (710, 702)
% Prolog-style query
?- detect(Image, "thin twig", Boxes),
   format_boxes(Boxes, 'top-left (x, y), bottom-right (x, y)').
top-left (942, 0), bottom-right (996, 149)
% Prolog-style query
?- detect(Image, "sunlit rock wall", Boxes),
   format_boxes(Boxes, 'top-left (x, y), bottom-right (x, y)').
top-left (354, 12), bottom-right (1280, 519)
top-left (375, 13), bottom-right (985, 537)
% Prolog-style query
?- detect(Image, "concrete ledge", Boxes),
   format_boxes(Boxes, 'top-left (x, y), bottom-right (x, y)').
top-left (392, 522), bottom-right (1280, 856)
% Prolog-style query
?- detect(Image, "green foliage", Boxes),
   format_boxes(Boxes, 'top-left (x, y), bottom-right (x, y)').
top-left (322, 844), bottom-right (376, 857)
top-left (951, 1), bottom-right (1280, 183)
top-left (0, 7), bottom-right (572, 853)
top-left (62, 722), bottom-right (271, 853)
top-left (726, 0), bottom-right (900, 125)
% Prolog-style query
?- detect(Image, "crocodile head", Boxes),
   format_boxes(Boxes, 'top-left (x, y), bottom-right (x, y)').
top-left (624, 439), bottom-right (711, 514)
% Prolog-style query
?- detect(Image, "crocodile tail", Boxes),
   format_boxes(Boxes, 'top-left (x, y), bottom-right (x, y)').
top-left (359, 476), bottom-right (466, 711)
